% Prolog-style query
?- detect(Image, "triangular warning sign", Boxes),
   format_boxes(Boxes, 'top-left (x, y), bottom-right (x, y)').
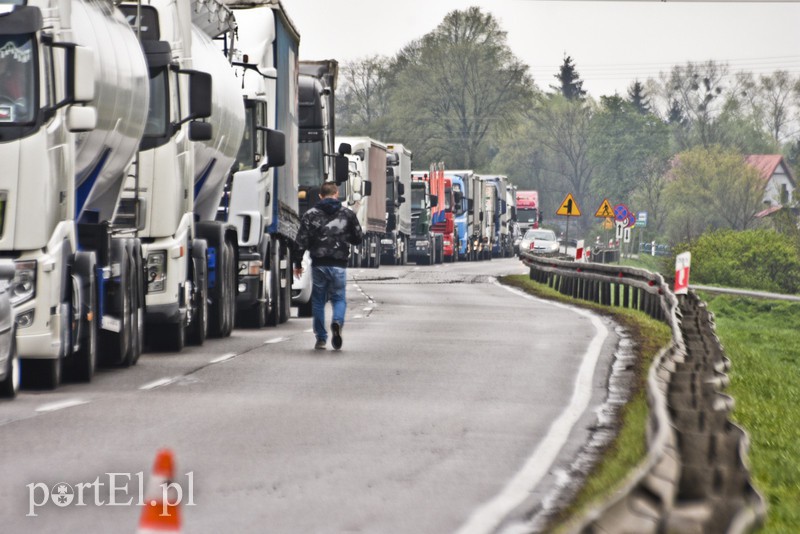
top-left (556, 193), bottom-right (581, 216)
top-left (595, 198), bottom-right (614, 218)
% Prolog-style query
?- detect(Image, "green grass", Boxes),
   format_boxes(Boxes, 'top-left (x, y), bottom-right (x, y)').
top-left (701, 294), bottom-right (800, 533)
top-left (500, 275), bottom-right (672, 529)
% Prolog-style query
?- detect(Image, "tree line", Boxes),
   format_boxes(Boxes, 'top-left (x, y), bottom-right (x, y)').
top-left (335, 7), bottom-right (800, 248)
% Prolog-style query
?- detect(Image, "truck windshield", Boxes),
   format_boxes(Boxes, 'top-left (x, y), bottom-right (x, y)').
top-left (518, 208), bottom-right (539, 223)
top-left (235, 106), bottom-right (256, 170)
top-left (144, 68), bottom-right (169, 138)
top-left (0, 35), bottom-right (35, 124)
top-left (298, 141), bottom-right (323, 186)
top-left (411, 185), bottom-right (425, 210)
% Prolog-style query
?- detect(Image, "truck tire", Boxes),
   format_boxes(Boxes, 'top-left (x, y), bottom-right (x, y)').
top-left (71, 251), bottom-right (97, 381)
top-left (266, 237), bottom-right (281, 327)
top-left (224, 238), bottom-right (237, 336)
top-left (187, 243), bottom-right (208, 346)
top-left (279, 240), bottom-right (291, 324)
top-left (99, 241), bottom-right (131, 366)
top-left (0, 335), bottom-right (18, 398)
top-left (128, 244), bottom-right (144, 366)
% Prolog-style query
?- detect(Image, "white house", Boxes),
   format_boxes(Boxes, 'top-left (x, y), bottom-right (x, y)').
top-left (745, 155), bottom-right (796, 208)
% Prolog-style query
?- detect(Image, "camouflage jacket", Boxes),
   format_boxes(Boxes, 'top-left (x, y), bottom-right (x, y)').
top-left (294, 198), bottom-right (363, 268)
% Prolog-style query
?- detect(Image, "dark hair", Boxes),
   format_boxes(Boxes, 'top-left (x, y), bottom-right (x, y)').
top-left (320, 182), bottom-right (339, 198)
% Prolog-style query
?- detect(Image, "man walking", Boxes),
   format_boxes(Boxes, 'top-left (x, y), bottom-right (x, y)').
top-left (294, 182), bottom-right (362, 350)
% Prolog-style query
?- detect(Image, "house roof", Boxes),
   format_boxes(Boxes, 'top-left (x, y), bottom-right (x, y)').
top-left (755, 205), bottom-right (783, 218)
top-left (745, 154), bottom-right (797, 186)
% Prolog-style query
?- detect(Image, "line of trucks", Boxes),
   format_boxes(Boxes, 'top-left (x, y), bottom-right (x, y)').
top-left (0, 0), bottom-right (543, 396)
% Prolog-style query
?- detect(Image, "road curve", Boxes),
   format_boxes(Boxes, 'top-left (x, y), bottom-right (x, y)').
top-left (0, 258), bottom-right (619, 533)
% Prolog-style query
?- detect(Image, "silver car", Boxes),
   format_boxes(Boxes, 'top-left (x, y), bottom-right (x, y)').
top-left (518, 228), bottom-right (559, 255)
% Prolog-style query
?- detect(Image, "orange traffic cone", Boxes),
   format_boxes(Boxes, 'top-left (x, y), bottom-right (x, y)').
top-left (137, 449), bottom-right (182, 533)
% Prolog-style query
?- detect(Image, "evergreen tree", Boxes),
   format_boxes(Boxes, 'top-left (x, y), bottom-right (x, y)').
top-left (627, 80), bottom-right (650, 114)
top-left (551, 55), bottom-right (586, 101)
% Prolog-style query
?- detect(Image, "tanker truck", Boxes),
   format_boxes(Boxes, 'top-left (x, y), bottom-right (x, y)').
top-left (0, 0), bottom-right (151, 388)
top-left (221, 0), bottom-right (299, 327)
top-left (336, 136), bottom-right (387, 268)
top-left (116, 0), bottom-right (243, 350)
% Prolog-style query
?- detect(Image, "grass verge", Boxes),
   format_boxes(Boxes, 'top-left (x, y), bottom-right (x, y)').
top-left (700, 293), bottom-right (800, 533)
top-left (499, 274), bottom-right (671, 529)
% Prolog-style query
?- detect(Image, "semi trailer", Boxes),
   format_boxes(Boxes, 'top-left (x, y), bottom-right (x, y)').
top-left (382, 144), bottom-right (412, 265)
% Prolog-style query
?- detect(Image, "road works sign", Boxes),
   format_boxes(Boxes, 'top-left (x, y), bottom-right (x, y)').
top-left (675, 252), bottom-right (691, 295)
top-left (556, 193), bottom-right (581, 216)
top-left (594, 199), bottom-right (614, 218)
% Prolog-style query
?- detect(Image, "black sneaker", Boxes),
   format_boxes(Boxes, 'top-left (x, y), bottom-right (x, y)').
top-left (314, 339), bottom-right (326, 350)
top-left (331, 323), bottom-right (342, 351)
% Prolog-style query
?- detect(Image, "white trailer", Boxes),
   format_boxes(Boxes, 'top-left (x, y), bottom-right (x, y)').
top-left (336, 136), bottom-right (387, 268)
top-left (382, 144), bottom-right (412, 265)
top-left (0, 0), bottom-right (151, 388)
top-left (222, 0), bottom-right (299, 327)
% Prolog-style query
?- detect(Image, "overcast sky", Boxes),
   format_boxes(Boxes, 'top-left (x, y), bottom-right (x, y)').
top-left (287, 0), bottom-right (800, 98)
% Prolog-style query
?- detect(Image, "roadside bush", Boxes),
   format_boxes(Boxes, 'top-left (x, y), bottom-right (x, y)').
top-left (677, 229), bottom-right (800, 294)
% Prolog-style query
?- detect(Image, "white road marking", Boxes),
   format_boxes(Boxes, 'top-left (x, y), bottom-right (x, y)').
top-left (35, 399), bottom-right (89, 413)
top-left (209, 353), bottom-right (236, 364)
top-left (304, 328), bottom-right (314, 333)
top-left (264, 336), bottom-right (289, 344)
top-left (456, 282), bottom-right (609, 534)
top-left (352, 314), bottom-right (363, 319)
top-left (362, 307), bottom-right (373, 312)
top-left (139, 377), bottom-right (177, 391)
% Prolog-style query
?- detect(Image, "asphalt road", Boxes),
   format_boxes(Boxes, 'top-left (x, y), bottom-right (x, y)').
top-left (0, 258), bottom-right (619, 533)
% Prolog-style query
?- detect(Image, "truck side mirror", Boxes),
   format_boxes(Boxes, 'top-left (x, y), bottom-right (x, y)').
top-left (362, 180), bottom-right (372, 197)
top-left (338, 142), bottom-right (352, 156)
top-left (265, 128), bottom-right (285, 168)
top-left (66, 106), bottom-right (97, 133)
top-left (468, 199), bottom-right (474, 210)
top-left (538, 212), bottom-right (543, 223)
top-left (430, 194), bottom-right (438, 208)
top-left (189, 121), bottom-right (212, 141)
top-left (398, 183), bottom-right (405, 196)
top-left (479, 212), bottom-right (484, 222)
top-left (334, 155), bottom-right (349, 184)
top-left (510, 207), bottom-right (517, 220)
top-left (188, 71), bottom-right (213, 119)
top-left (398, 196), bottom-right (406, 204)
top-left (71, 45), bottom-right (95, 104)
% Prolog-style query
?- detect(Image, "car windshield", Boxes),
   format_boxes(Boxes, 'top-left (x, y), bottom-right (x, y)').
top-left (525, 229), bottom-right (556, 241)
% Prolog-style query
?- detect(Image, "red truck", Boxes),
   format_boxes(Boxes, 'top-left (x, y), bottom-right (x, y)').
top-left (411, 163), bottom-right (456, 263)
top-left (516, 190), bottom-right (541, 232)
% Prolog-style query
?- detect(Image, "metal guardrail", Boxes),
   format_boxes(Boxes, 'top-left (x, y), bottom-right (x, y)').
top-left (518, 252), bottom-right (766, 533)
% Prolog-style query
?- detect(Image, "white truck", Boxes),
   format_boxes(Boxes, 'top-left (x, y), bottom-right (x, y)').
top-left (117, 0), bottom-right (244, 350)
top-left (0, 0), bottom-right (151, 387)
top-left (382, 144), bottom-right (412, 265)
top-left (336, 136), bottom-right (387, 268)
top-left (221, 0), bottom-right (299, 327)
top-left (292, 59), bottom-right (344, 317)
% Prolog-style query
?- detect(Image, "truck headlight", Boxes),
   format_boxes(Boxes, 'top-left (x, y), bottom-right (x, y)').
top-left (147, 251), bottom-right (167, 293)
top-left (10, 260), bottom-right (36, 306)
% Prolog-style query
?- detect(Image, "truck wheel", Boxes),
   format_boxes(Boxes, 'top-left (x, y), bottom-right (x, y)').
top-left (99, 244), bottom-right (130, 366)
top-left (43, 356), bottom-right (62, 390)
top-left (129, 247), bottom-right (144, 366)
top-left (266, 237), bottom-right (281, 327)
top-left (0, 335), bottom-right (18, 398)
top-left (279, 241), bottom-right (291, 324)
top-left (187, 257), bottom-right (208, 346)
top-left (297, 297), bottom-right (312, 318)
top-left (72, 271), bottom-right (96, 381)
top-left (224, 239), bottom-right (237, 336)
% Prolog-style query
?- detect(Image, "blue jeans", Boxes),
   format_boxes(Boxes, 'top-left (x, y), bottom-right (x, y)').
top-left (311, 266), bottom-right (347, 342)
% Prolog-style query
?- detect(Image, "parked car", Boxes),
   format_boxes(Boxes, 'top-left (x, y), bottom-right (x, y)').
top-left (0, 260), bottom-right (18, 398)
top-left (518, 228), bottom-right (559, 255)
